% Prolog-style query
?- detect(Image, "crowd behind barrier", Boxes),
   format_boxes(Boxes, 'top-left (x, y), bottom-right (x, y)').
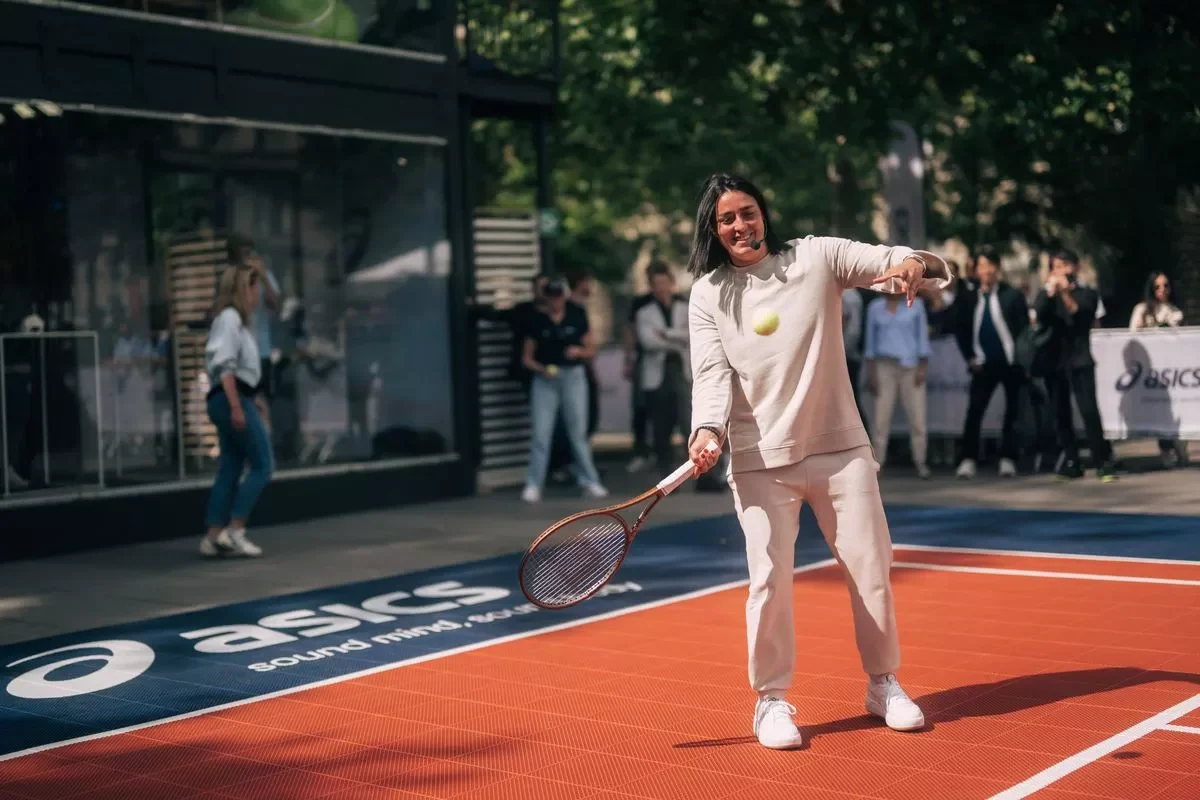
top-left (4, 319), bottom-right (1196, 499)
top-left (595, 325), bottom-right (1200, 445)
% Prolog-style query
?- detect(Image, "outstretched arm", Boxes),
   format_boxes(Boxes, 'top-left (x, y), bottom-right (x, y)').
top-left (688, 289), bottom-right (733, 443)
top-left (817, 237), bottom-right (953, 301)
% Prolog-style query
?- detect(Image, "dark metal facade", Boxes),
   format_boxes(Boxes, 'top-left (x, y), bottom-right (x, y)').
top-left (0, 0), bottom-right (559, 561)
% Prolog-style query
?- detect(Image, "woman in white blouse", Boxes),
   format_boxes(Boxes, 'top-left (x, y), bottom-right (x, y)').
top-left (1128, 272), bottom-right (1189, 467)
top-left (200, 266), bottom-right (274, 557)
top-left (1129, 272), bottom-right (1184, 330)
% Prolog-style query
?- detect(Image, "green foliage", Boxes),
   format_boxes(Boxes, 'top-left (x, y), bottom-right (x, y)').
top-left (469, 0), bottom-right (1200, 309)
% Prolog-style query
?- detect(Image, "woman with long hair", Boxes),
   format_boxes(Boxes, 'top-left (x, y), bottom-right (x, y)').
top-left (1129, 271), bottom-right (1189, 467)
top-left (1129, 271), bottom-right (1184, 331)
top-left (685, 173), bottom-right (952, 749)
top-left (200, 265), bottom-right (274, 557)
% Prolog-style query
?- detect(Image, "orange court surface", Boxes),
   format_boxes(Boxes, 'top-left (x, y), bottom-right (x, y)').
top-left (3, 544), bottom-right (1198, 800)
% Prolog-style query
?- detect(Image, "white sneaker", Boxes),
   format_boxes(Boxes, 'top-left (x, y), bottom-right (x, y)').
top-left (625, 456), bottom-right (649, 473)
top-left (956, 459), bottom-right (977, 479)
top-left (916, 464), bottom-right (932, 480)
top-left (582, 483), bottom-right (609, 499)
top-left (865, 674), bottom-right (925, 731)
top-left (199, 528), bottom-right (262, 558)
top-left (521, 485), bottom-right (541, 503)
top-left (998, 458), bottom-right (1017, 477)
top-left (227, 528), bottom-right (263, 557)
top-left (753, 695), bottom-right (805, 750)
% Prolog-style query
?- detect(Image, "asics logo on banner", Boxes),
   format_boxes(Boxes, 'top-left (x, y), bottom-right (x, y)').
top-left (180, 581), bottom-right (509, 655)
top-left (6, 640), bottom-right (155, 699)
top-left (1115, 361), bottom-right (1200, 392)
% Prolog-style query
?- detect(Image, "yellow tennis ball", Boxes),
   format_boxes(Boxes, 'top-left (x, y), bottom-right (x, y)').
top-left (546, 365), bottom-right (558, 377)
top-left (752, 308), bottom-right (780, 336)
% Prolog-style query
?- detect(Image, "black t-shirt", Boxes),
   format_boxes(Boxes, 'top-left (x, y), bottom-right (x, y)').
top-left (528, 302), bottom-right (590, 367)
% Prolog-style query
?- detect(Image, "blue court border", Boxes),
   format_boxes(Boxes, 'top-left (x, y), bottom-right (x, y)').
top-left (1, 503), bottom-right (1198, 759)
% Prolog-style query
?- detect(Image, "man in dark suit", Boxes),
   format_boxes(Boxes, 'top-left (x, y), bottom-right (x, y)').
top-left (1034, 249), bottom-right (1115, 481)
top-left (953, 248), bottom-right (1029, 479)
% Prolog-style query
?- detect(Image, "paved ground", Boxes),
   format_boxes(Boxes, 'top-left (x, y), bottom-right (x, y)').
top-left (1, 440), bottom-right (1195, 648)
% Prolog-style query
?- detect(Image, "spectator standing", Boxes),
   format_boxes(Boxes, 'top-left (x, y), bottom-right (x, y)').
top-left (952, 248), bottom-right (1029, 478)
top-left (864, 293), bottom-right (932, 478)
top-left (201, 266), bottom-right (273, 558)
top-left (1034, 249), bottom-right (1116, 481)
top-left (1129, 271), bottom-right (1189, 467)
top-left (520, 278), bottom-right (608, 503)
top-left (622, 271), bottom-right (658, 472)
top-left (635, 262), bottom-right (691, 470)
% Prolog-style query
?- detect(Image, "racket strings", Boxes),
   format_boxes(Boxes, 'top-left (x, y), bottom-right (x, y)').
top-left (522, 516), bottom-right (629, 607)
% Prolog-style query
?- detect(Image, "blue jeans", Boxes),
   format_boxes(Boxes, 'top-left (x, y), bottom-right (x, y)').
top-left (205, 392), bottom-right (274, 527)
top-left (526, 365), bottom-right (601, 490)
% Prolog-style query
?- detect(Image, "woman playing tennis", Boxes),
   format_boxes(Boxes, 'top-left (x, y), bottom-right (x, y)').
top-left (685, 173), bottom-right (952, 749)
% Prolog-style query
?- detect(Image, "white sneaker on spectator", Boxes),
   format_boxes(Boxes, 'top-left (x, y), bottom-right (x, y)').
top-left (521, 485), bottom-right (541, 503)
top-left (582, 483), bottom-right (608, 499)
top-left (626, 456), bottom-right (649, 473)
top-left (200, 528), bottom-right (262, 558)
top-left (956, 459), bottom-right (976, 479)
top-left (916, 464), bottom-right (932, 480)
top-left (998, 458), bottom-right (1017, 477)
top-left (753, 695), bottom-right (804, 749)
top-left (866, 673), bottom-right (925, 731)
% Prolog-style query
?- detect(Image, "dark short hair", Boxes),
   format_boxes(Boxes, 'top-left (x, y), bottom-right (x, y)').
top-left (975, 247), bottom-right (1001, 268)
top-left (646, 260), bottom-right (673, 281)
top-left (1053, 248), bottom-right (1079, 266)
top-left (226, 233), bottom-right (255, 266)
top-left (686, 173), bottom-right (787, 278)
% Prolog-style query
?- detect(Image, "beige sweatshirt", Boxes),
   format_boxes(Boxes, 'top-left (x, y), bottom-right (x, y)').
top-left (688, 236), bottom-right (950, 474)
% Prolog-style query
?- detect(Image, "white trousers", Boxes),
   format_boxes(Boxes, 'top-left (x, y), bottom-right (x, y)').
top-left (871, 359), bottom-right (927, 468)
top-left (729, 445), bottom-right (901, 693)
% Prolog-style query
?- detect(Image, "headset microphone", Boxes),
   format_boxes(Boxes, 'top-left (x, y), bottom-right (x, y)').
top-left (749, 238), bottom-right (762, 250)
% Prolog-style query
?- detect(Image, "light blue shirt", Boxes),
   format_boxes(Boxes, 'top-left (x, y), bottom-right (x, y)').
top-left (864, 296), bottom-right (930, 368)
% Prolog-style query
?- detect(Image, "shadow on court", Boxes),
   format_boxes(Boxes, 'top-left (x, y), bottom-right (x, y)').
top-left (672, 667), bottom-right (1200, 751)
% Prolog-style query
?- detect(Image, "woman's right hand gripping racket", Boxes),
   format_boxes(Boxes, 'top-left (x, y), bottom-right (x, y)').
top-left (518, 440), bottom-right (722, 610)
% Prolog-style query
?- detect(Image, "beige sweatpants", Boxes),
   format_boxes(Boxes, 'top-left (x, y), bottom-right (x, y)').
top-left (871, 358), bottom-right (927, 468)
top-left (729, 445), bottom-right (901, 694)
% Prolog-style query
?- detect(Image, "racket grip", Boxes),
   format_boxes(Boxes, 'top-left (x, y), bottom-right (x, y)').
top-left (655, 440), bottom-right (720, 496)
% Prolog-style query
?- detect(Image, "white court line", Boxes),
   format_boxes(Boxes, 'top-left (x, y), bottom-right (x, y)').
top-left (893, 562), bottom-right (1200, 586)
top-left (0, 559), bottom-right (838, 763)
top-left (989, 693), bottom-right (1200, 799)
top-left (893, 543), bottom-right (1200, 567)
top-left (1162, 724), bottom-right (1200, 735)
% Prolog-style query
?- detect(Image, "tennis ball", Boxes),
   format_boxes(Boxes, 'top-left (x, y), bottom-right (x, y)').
top-left (546, 365), bottom-right (559, 377)
top-left (752, 308), bottom-right (780, 336)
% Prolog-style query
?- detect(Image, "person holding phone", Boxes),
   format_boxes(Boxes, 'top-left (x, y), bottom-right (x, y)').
top-left (1034, 250), bottom-right (1115, 481)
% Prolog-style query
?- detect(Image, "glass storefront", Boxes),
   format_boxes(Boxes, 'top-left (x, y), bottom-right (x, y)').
top-left (40, 0), bottom-right (446, 55)
top-left (0, 103), bottom-right (455, 497)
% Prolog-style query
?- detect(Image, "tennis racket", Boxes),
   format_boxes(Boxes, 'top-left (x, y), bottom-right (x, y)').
top-left (518, 440), bottom-right (721, 610)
